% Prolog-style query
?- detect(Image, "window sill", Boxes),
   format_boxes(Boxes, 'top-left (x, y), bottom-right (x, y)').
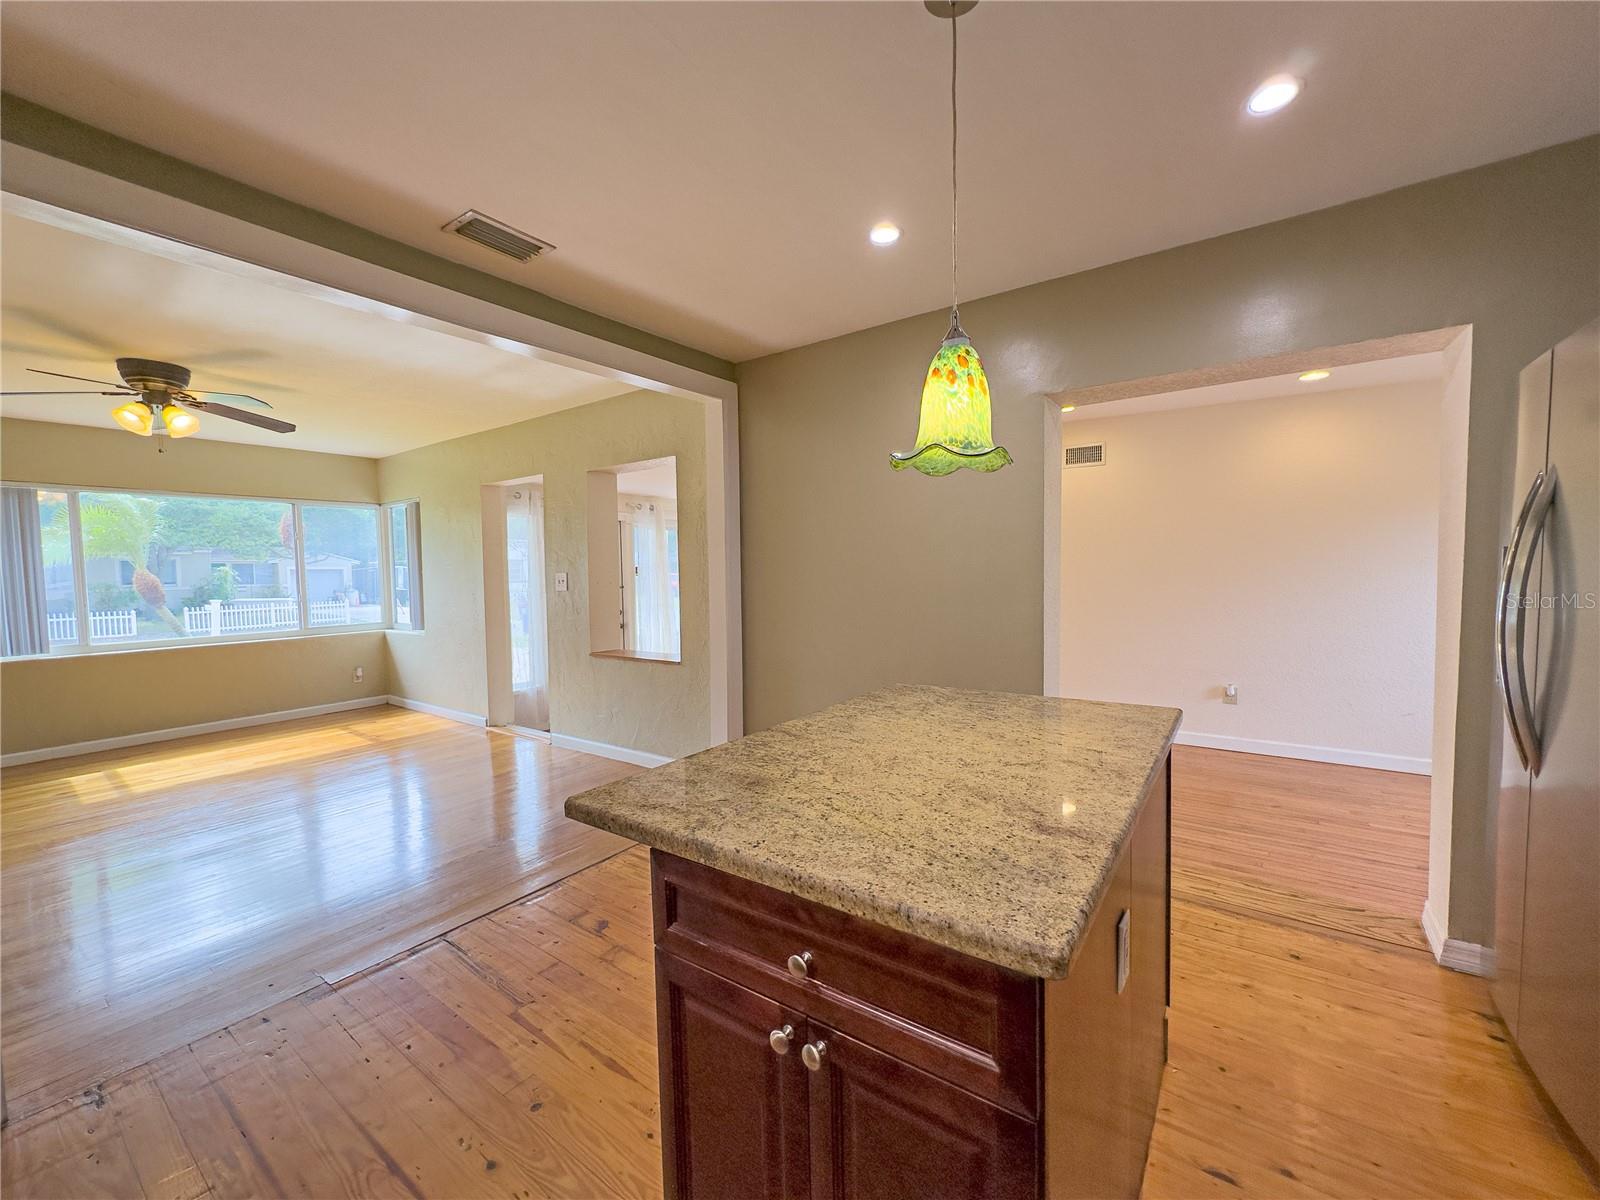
top-left (3, 624), bottom-right (390, 663)
top-left (590, 649), bottom-right (682, 665)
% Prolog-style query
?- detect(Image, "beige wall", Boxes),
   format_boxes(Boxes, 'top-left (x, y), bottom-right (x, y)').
top-left (1060, 380), bottom-right (1441, 768)
top-left (377, 389), bottom-right (711, 758)
top-left (2, 632), bottom-right (388, 753)
top-left (0, 418), bottom-right (388, 754)
top-left (735, 136), bottom-right (1600, 945)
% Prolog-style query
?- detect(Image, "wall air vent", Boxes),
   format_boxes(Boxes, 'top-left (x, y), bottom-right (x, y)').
top-left (443, 210), bottom-right (555, 262)
top-left (1064, 442), bottom-right (1106, 469)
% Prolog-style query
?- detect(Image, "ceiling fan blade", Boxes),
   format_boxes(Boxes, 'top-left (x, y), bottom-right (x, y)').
top-left (1, 389), bottom-right (135, 396)
top-left (28, 367), bottom-right (130, 389)
top-left (181, 389), bottom-right (273, 410)
top-left (186, 399), bottom-right (295, 433)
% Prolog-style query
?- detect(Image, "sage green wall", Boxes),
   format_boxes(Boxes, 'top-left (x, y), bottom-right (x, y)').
top-left (377, 389), bottom-right (710, 758)
top-left (0, 418), bottom-right (390, 754)
top-left (735, 136), bottom-right (1600, 946)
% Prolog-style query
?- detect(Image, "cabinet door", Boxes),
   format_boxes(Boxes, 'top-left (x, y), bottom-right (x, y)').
top-left (657, 951), bottom-right (810, 1200)
top-left (805, 1024), bottom-right (1036, 1200)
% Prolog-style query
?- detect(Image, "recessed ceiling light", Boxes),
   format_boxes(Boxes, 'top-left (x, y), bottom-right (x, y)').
top-left (1060, 405), bottom-right (1076, 413)
top-left (869, 221), bottom-right (901, 247)
top-left (1298, 369), bottom-right (1332, 382)
top-left (1246, 74), bottom-right (1302, 116)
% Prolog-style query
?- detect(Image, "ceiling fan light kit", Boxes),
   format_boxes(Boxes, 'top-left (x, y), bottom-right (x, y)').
top-left (891, 0), bottom-right (1011, 477)
top-left (111, 400), bottom-right (155, 436)
top-left (1, 357), bottom-right (296, 444)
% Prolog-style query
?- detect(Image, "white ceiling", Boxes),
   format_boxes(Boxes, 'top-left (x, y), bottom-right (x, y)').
top-left (1062, 350), bottom-right (1445, 423)
top-left (0, 206), bottom-right (634, 457)
top-left (2, 3), bottom-right (1594, 362)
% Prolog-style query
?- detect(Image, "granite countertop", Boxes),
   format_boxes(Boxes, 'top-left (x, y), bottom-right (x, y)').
top-left (565, 684), bottom-right (1181, 979)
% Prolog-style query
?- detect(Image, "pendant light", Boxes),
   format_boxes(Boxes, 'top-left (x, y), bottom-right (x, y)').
top-left (891, 0), bottom-right (1011, 477)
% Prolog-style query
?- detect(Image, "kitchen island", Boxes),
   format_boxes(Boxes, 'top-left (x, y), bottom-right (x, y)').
top-left (566, 684), bottom-right (1180, 1200)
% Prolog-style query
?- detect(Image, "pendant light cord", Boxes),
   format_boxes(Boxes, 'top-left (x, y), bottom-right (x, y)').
top-left (949, 2), bottom-right (960, 328)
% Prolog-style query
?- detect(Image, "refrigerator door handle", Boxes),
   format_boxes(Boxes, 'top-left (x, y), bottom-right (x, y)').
top-left (1510, 469), bottom-right (1559, 776)
top-left (1497, 471), bottom-right (1545, 771)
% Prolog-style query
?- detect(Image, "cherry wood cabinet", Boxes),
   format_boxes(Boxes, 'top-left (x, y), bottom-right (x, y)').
top-left (657, 952), bottom-right (811, 1200)
top-left (653, 755), bottom-right (1171, 1200)
top-left (807, 1023), bottom-right (1037, 1200)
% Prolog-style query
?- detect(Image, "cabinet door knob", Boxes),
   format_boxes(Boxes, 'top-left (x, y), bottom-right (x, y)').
top-left (786, 951), bottom-right (814, 980)
top-left (768, 1024), bottom-right (794, 1054)
top-left (800, 1039), bottom-right (828, 1072)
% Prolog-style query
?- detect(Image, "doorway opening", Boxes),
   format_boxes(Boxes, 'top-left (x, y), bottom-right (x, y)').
top-left (506, 480), bottom-right (551, 733)
top-left (1042, 326), bottom-right (1476, 965)
top-left (484, 475), bottom-right (551, 735)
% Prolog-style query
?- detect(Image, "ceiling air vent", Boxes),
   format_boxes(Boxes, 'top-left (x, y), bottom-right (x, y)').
top-left (1064, 442), bottom-right (1106, 469)
top-left (443, 210), bottom-right (555, 262)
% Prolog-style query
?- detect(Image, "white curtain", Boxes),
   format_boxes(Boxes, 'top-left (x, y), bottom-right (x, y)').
top-left (1, 487), bottom-right (51, 658)
top-left (506, 486), bottom-right (551, 730)
top-left (624, 498), bottom-right (680, 659)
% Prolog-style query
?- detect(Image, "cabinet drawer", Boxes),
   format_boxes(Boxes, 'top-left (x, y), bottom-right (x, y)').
top-left (652, 851), bottom-right (1039, 1118)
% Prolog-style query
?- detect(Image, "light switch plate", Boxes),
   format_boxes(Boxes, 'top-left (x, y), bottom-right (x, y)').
top-left (555, 572), bottom-right (569, 592)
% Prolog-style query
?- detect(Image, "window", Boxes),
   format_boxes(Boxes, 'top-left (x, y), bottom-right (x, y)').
top-left (303, 504), bottom-right (382, 627)
top-left (385, 500), bottom-right (423, 631)
top-left (586, 457), bottom-right (679, 662)
top-left (1, 484), bottom-right (418, 658)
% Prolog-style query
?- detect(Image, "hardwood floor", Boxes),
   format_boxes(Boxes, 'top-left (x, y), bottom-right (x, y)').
top-left (3, 742), bottom-right (1595, 1198)
top-left (0, 706), bottom-right (637, 1121)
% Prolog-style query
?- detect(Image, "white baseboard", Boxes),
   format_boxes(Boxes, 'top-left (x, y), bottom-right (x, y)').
top-left (497, 724), bottom-right (552, 744)
top-left (2, 696), bottom-right (672, 770)
top-left (383, 694), bottom-right (487, 728)
top-left (0, 696), bottom-right (390, 767)
top-left (550, 732), bottom-right (672, 768)
top-left (1421, 899), bottom-right (1494, 976)
top-left (1174, 730), bottom-right (1430, 775)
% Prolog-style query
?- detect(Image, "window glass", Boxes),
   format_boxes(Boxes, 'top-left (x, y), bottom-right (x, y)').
top-left (3, 486), bottom-right (416, 658)
top-left (387, 501), bottom-right (422, 630)
top-left (593, 457), bottom-right (678, 661)
top-left (78, 492), bottom-right (298, 644)
top-left (302, 505), bottom-right (382, 627)
top-left (36, 490), bottom-right (79, 650)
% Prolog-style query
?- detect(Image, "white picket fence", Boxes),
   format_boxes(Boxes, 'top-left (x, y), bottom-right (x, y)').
top-left (183, 598), bottom-right (300, 636)
top-left (180, 598), bottom-right (368, 636)
top-left (46, 609), bottom-right (138, 644)
top-left (307, 599), bottom-right (358, 627)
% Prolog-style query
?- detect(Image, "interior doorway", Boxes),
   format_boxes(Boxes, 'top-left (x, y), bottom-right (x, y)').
top-left (483, 476), bottom-right (551, 735)
top-left (505, 481), bottom-right (551, 732)
top-left (1042, 326), bottom-right (1477, 966)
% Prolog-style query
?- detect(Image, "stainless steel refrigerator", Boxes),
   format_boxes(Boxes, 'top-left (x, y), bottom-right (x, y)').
top-left (1492, 318), bottom-right (1598, 1162)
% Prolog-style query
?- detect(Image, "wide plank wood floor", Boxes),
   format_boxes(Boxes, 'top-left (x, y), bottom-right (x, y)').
top-left (0, 706), bottom-right (637, 1121)
top-left (4, 740), bottom-right (1595, 1198)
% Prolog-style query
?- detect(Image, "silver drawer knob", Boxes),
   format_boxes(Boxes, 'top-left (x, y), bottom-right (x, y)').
top-left (768, 1025), bottom-right (794, 1054)
top-left (786, 951), bottom-right (814, 980)
top-left (801, 1039), bottom-right (828, 1072)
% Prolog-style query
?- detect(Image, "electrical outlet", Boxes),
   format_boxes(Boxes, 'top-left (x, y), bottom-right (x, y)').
top-left (555, 572), bottom-right (569, 593)
top-left (1223, 683), bottom-right (1238, 705)
top-left (353, 666), bottom-right (364, 683)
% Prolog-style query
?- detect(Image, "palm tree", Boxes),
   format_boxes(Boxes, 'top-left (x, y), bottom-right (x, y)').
top-left (46, 496), bottom-right (186, 634)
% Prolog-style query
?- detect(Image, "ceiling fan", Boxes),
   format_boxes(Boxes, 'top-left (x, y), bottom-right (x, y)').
top-left (1, 357), bottom-right (295, 439)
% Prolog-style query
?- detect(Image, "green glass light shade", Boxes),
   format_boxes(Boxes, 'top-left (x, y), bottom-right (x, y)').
top-left (891, 327), bottom-right (1012, 476)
